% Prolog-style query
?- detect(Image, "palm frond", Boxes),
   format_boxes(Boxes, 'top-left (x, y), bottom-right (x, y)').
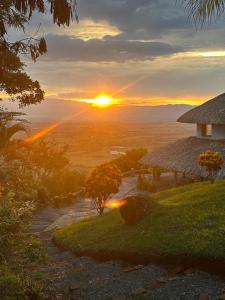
top-left (7, 123), bottom-right (28, 140)
top-left (186, 0), bottom-right (225, 23)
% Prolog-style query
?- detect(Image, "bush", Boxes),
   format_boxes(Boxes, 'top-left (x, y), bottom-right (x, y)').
top-left (1, 140), bottom-right (85, 207)
top-left (0, 190), bottom-right (47, 299)
top-left (45, 169), bottom-right (85, 198)
top-left (0, 273), bottom-right (22, 298)
top-left (0, 270), bottom-right (45, 300)
top-left (198, 150), bottom-right (224, 183)
top-left (120, 192), bottom-right (156, 225)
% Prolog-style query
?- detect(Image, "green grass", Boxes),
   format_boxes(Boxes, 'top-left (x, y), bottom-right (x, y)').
top-left (54, 181), bottom-right (225, 259)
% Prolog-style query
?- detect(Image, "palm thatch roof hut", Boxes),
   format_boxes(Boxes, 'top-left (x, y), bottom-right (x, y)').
top-left (178, 93), bottom-right (225, 125)
top-left (141, 137), bottom-right (225, 179)
top-left (141, 93), bottom-right (225, 180)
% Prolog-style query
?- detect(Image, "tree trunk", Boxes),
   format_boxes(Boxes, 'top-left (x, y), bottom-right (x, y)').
top-left (174, 171), bottom-right (178, 186)
top-left (209, 171), bottom-right (215, 184)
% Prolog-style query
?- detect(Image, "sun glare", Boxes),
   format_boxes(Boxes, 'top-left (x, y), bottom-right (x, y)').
top-left (93, 95), bottom-right (112, 107)
top-left (79, 94), bottom-right (115, 107)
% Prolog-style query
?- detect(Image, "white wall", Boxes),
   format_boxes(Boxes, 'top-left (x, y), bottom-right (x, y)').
top-left (212, 124), bottom-right (225, 140)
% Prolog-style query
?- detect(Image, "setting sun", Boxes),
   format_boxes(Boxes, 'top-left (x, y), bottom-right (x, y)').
top-left (77, 94), bottom-right (116, 107)
top-left (93, 95), bottom-right (112, 107)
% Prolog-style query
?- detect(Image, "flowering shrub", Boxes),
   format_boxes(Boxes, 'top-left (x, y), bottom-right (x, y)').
top-left (198, 150), bottom-right (224, 183)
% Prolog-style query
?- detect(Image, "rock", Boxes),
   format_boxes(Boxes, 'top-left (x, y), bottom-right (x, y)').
top-left (183, 268), bottom-right (194, 275)
top-left (123, 264), bottom-right (144, 273)
top-left (173, 266), bottom-right (186, 275)
top-left (167, 276), bottom-right (179, 282)
top-left (131, 288), bottom-right (148, 296)
top-left (199, 293), bottom-right (209, 300)
top-left (113, 296), bottom-right (127, 300)
top-left (157, 277), bottom-right (169, 284)
top-left (219, 294), bottom-right (225, 300)
top-left (69, 282), bottom-right (81, 291)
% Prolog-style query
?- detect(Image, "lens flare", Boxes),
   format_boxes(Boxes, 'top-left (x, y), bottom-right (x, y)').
top-left (21, 107), bottom-right (89, 146)
top-left (105, 199), bottom-right (127, 209)
top-left (22, 123), bottom-right (59, 145)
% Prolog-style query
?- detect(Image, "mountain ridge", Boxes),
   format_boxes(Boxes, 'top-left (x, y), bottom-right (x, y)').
top-left (4, 99), bottom-right (194, 123)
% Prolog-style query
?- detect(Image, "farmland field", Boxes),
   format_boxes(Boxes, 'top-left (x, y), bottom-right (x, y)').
top-left (30, 122), bottom-right (195, 173)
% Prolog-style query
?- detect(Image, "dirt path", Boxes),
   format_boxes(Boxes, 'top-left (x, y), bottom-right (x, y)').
top-left (30, 181), bottom-right (225, 299)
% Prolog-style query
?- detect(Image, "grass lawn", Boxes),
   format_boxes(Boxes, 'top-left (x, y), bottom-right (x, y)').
top-left (54, 181), bottom-right (225, 260)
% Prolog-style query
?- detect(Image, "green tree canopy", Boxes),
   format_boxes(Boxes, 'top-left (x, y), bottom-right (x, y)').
top-left (86, 163), bottom-right (122, 215)
top-left (0, 0), bottom-right (78, 106)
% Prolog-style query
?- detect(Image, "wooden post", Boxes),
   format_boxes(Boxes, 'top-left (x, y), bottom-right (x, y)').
top-left (156, 168), bottom-right (161, 182)
top-left (152, 167), bottom-right (156, 184)
top-left (174, 171), bottom-right (178, 186)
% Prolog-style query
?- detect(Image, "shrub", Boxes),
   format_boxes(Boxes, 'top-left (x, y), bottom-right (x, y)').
top-left (0, 189), bottom-right (47, 299)
top-left (198, 150), bottom-right (224, 183)
top-left (0, 270), bottom-right (45, 300)
top-left (45, 169), bottom-right (85, 198)
top-left (2, 140), bottom-right (85, 207)
top-left (120, 193), bottom-right (156, 225)
top-left (0, 273), bottom-right (22, 298)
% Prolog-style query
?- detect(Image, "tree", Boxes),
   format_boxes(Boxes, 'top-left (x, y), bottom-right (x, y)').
top-left (22, 140), bottom-right (69, 179)
top-left (0, 1), bottom-right (78, 106)
top-left (113, 148), bottom-right (148, 173)
top-left (198, 150), bottom-right (224, 183)
top-left (86, 163), bottom-right (122, 215)
top-left (186, 0), bottom-right (225, 23)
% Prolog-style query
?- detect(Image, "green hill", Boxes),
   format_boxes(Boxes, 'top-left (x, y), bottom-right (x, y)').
top-left (54, 181), bottom-right (225, 259)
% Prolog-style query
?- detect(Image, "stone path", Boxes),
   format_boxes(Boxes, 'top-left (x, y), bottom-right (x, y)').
top-left (30, 179), bottom-right (225, 300)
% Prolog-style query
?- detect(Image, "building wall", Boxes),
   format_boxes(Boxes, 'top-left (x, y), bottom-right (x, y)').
top-left (212, 124), bottom-right (225, 140)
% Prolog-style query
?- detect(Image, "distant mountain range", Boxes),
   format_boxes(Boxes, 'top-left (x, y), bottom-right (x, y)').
top-left (4, 99), bottom-right (194, 123)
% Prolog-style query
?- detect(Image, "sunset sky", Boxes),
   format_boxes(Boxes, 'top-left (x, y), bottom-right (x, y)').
top-left (10, 0), bottom-right (225, 106)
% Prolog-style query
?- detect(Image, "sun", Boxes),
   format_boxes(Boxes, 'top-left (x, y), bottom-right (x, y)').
top-left (76, 94), bottom-right (116, 107)
top-left (93, 95), bottom-right (112, 107)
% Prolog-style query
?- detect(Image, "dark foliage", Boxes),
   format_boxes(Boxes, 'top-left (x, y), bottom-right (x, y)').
top-left (113, 148), bottom-right (148, 173)
top-left (120, 193), bottom-right (156, 225)
top-left (0, 0), bottom-right (78, 105)
top-left (86, 163), bottom-right (122, 215)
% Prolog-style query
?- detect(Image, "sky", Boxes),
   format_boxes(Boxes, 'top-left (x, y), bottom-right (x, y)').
top-left (8, 0), bottom-right (225, 106)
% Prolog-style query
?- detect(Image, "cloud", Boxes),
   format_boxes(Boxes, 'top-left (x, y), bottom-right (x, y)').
top-left (43, 34), bottom-right (184, 62)
top-left (16, 0), bottom-right (225, 106)
top-left (77, 0), bottom-right (191, 39)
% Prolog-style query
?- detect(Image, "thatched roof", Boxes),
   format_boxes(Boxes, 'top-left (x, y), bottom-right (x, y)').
top-left (141, 137), bottom-right (225, 178)
top-left (178, 93), bottom-right (225, 124)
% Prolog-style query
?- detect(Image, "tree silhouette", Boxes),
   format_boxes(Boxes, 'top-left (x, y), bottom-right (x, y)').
top-left (186, 0), bottom-right (225, 23)
top-left (0, 1), bottom-right (78, 106)
top-left (0, 111), bottom-right (28, 160)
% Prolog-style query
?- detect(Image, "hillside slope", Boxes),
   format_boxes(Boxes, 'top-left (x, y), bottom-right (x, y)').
top-left (54, 181), bottom-right (225, 260)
